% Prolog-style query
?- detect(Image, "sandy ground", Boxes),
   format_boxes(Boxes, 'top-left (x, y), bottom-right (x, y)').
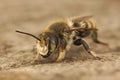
top-left (0, 0), bottom-right (120, 80)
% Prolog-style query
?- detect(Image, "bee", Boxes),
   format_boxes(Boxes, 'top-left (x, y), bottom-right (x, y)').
top-left (16, 16), bottom-right (107, 62)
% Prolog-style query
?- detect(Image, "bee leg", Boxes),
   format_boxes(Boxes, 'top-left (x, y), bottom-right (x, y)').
top-left (56, 38), bottom-right (67, 61)
top-left (74, 38), bottom-right (99, 59)
top-left (56, 49), bottom-right (66, 61)
top-left (91, 31), bottom-right (108, 46)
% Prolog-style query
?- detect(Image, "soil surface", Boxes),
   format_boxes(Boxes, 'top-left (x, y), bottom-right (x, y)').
top-left (0, 0), bottom-right (120, 80)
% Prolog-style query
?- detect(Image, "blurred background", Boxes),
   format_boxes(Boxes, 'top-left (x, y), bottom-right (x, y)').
top-left (0, 0), bottom-right (120, 42)
top-left (0, 0), bottom-right (120, 80)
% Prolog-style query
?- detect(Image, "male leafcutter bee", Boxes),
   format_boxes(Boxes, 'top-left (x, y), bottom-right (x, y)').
top-left (16, 16), bottom-right (108, 62)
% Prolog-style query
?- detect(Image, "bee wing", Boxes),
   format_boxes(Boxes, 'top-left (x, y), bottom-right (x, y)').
top-left (71, 15), bottom-right (93, 22)
top-left (64, 27), bottom-right (98, 32)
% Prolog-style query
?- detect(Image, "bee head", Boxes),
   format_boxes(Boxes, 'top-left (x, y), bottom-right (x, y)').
top-left (37, 33), bottom-right (59, 58)
top-left (16, 30), bottom-right (59, 58)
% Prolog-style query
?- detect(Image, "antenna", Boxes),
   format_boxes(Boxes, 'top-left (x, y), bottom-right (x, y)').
top-left (16, 30), bottom-right (41, 41)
